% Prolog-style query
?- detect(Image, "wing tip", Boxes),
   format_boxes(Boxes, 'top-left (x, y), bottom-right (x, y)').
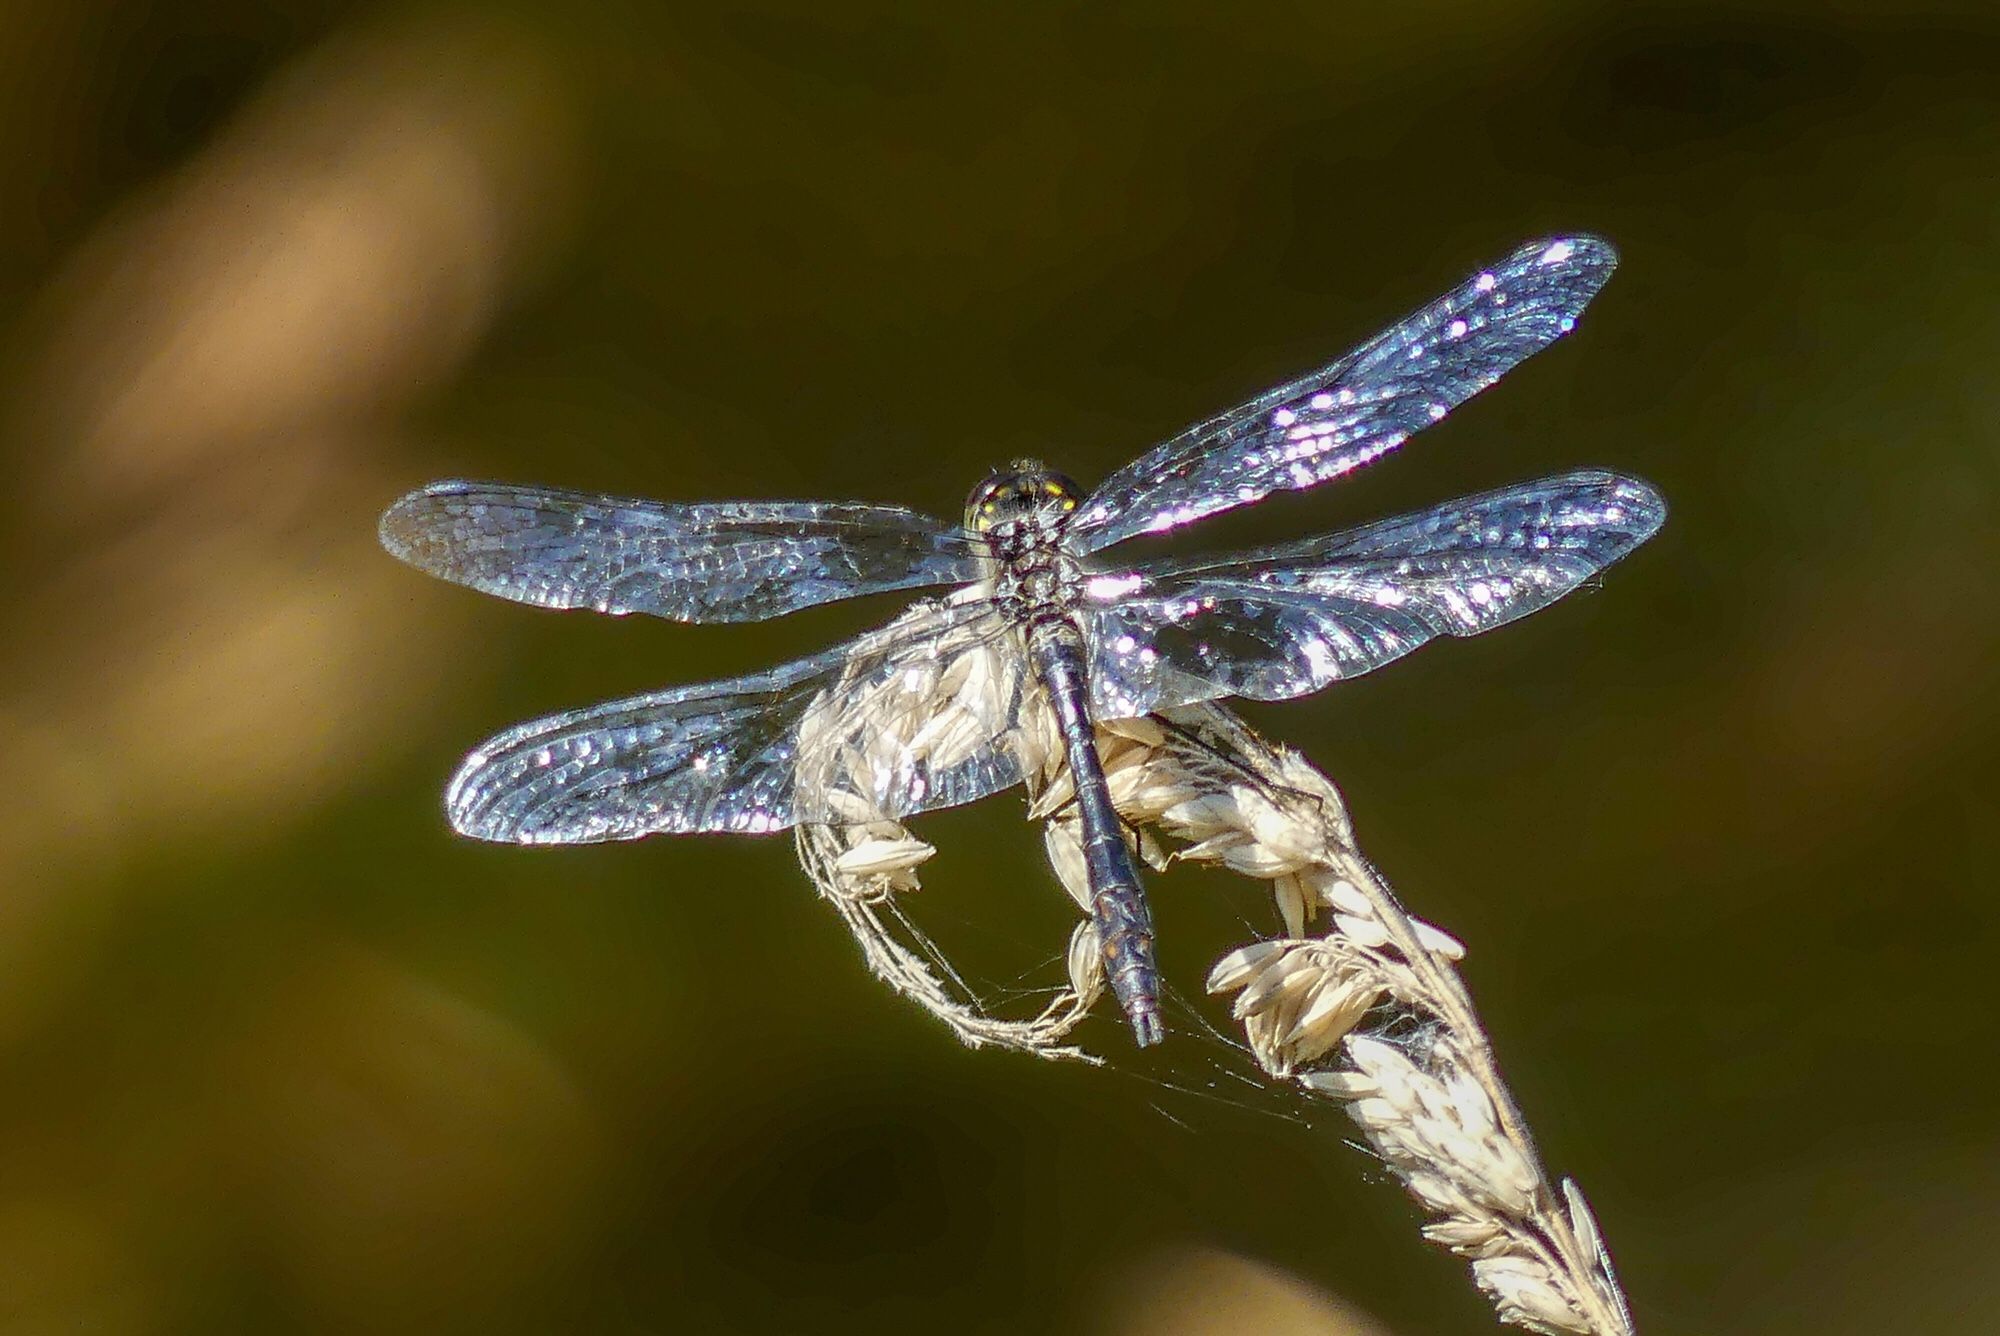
top-left (441, 718), bottom-right (692, 845)
top-left (377, 491), bottom-right (423, 562)
top-left (1527, 233), bottom-right (1619, 272)
top-left (443, 747), bottom-right (520, 843)
top-left (1501, 233), bottom-right (1619, 316)
top-left (1551, 468), bottom-right (1668, 543)
top-left (1608, 473), bottom-right (1668, 541)
top-left (378, 480), bottom-right (481, 566)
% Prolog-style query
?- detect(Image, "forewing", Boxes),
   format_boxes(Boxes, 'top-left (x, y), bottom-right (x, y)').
top-left (1082, 472), bottom-right (1665, 718)
top-left (1069, 237), bottom-right (1618, 553)
top-left (381, 481), bottom-right (981, 622)
top-left (446, 597), bottom-right (1035, 843)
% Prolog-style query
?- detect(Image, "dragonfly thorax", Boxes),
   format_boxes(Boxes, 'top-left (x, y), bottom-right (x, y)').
top-left (966, 462), bottom-right (1085, 624)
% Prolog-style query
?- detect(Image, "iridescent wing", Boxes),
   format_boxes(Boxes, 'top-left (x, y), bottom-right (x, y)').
top-left (1080, 471), bottom-right (1665, 718)
top-left (446, 596), bottom-right (1040, 843)
top-left (1067, 237), bottom-right (1618, 554)
top-left (380, 481), bottom-right (982, 623)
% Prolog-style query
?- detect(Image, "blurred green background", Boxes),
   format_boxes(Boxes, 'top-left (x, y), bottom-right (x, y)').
top-left (3, 2), bottom-right (1996, 1333)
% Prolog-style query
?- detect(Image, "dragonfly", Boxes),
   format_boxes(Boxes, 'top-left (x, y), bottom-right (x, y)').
top-left (381, 235), bottom-right (1665, 1049)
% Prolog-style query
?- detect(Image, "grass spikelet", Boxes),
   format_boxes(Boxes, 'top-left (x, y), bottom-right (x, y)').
top-left (795, 694), bottom-right (1637, 1333)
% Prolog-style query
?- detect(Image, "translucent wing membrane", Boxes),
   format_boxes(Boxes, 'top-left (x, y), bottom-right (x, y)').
top-left (1069, 237), bottom-right (1618, 553)
top-left (381, 481), bottom-right (981, 623)
top-left (391, 233), bottom-right (1662, 871)
top-left (446, 596), bottom-right (1038, 843)
top-left (1082, 471), bottom-right (1665, 718)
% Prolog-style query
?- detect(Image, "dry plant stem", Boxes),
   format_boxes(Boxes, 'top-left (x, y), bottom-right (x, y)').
top-left (795, 698), bottom-right (1634, 1336)
top-left (795, 796), bottom-right (1099, 1061)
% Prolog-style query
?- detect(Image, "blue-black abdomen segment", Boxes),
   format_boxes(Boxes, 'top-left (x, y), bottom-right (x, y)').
top-left (1028, 621), bottom-right (1164, 1047)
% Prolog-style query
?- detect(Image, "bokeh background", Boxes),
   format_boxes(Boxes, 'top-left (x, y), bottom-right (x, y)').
top-left (3, 2), bottom-right (1996, 1333)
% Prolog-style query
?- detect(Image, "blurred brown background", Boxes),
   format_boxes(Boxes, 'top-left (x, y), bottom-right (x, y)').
top-left (2, 2), bottom-right (1996, 1333)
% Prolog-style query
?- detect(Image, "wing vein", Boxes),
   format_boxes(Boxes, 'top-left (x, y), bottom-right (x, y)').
top-left (1071, 236), bottom-right (1618, 551)
top-left (381, 481), bottom-right (981, 622)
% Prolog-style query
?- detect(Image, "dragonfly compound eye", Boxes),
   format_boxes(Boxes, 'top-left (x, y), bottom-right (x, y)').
top-left (967, 468), bottom-right (1076, 532)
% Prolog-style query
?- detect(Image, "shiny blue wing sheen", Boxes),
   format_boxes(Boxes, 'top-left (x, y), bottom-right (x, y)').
top-left (1069, 237), bottom-right (1618, 553)
top-left (380, 481), bottom-right (982, 622)
top-left (445, 599), bottom-right (1031, 843)
top-left (1081, 471), bottom-right (1665, 718)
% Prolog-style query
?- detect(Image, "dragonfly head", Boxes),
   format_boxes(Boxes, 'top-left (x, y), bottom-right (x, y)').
top-left (965, 461), bottom-right (1083, 534)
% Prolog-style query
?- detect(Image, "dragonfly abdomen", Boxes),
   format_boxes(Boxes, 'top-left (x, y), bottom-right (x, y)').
top-left (1028, 619), bottom-right (1165, 1047)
